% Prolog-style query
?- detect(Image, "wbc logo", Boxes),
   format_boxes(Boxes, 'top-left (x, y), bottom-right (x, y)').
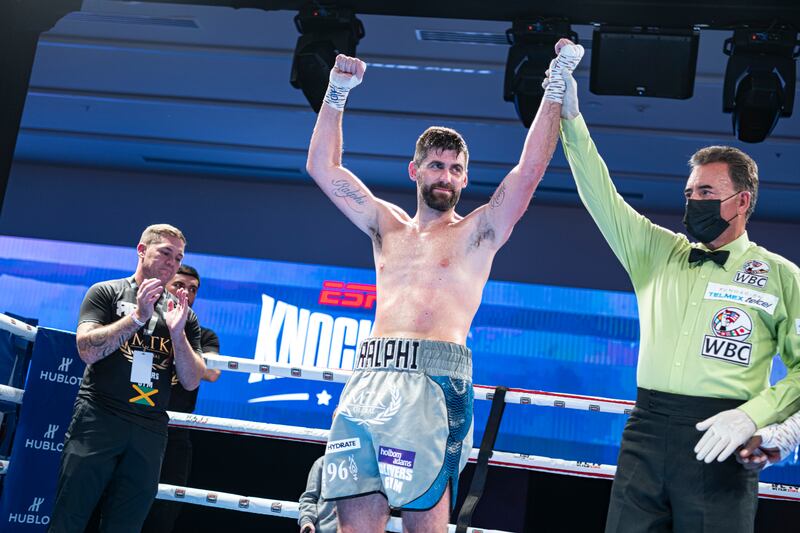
top-left (711, 308), bottom-right (752, 339)
top-left (734, 260), bottom-right (770, 288)
top-left (701, 307), bottom-right (753, 367)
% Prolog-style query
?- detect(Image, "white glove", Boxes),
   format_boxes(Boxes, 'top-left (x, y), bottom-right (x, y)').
top-left (324, 54), bottom-right (366, 111)
top-left (694, 408), bottom-right (756, 463)
top-left (543, 42), bottom-right (584, 104)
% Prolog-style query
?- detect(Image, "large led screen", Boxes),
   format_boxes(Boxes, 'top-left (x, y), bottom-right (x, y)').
top-left (0, 235), bottom-right (796, 484)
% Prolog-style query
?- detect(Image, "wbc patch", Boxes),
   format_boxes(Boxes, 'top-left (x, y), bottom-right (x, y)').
top-left (733, 260), bottom-right (770, 289)
top-left (700, 307), bottom-right (753, 367)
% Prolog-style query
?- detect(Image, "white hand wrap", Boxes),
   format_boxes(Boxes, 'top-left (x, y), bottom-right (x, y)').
top-left (323, 69), bottom-right (363, 111)
top-left (757, 411), bottom-right (800, 463)
top-left (543, 43), bottom-right (584, 104)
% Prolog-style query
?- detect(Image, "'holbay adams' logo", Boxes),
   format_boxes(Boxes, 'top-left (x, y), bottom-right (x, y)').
top-left (701, 307), bottom-right (753, 367)
top-left (734, 260), bottom-right (770, 288)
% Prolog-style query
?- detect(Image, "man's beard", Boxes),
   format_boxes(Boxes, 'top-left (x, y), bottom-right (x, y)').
top-left (420, 182), bottom-right (460, 212)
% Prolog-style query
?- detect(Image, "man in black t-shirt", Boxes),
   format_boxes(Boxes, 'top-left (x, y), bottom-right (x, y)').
top-left (142, 264), bottom-right (221, 533)
top-left (49, 224), bottom-right (206, 533)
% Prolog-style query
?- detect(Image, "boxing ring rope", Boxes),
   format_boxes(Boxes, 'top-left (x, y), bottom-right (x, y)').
top-left (0, 384), bottom-right (24, 404)
top-left (165, 411), bottom-right (800, 502)
top-left (166, 411), bottom-right (620, 478)
top-left (0, 312), bottom-right (798, 520)
top-left (154, 484), bottom-right (510, 533)
top-left (204, 354), bottom-right (636, 415)
top-left (0, 313), bottom-right (38, 342)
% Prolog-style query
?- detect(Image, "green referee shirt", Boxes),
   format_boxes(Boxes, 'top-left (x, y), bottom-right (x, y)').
top-left (561, 114), bottom-right (800, 428)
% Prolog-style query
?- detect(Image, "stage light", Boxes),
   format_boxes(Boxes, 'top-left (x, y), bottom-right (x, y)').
top-left (503, 19), bottom-right (577, 127)
top-left (290, 5), bottom-right (365, 112)
top-left (723, 28), bottom-right (798, 143)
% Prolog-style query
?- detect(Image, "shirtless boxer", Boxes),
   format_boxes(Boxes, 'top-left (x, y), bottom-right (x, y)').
top-left (306, 42), bottom-right (583, 532)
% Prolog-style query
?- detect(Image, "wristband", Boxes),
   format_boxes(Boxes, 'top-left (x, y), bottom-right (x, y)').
top-left (131, 313), bottom-right (146, 327)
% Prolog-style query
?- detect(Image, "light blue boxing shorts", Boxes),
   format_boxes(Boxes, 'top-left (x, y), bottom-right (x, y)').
top-left (321, 337), bottom-right (473, 510)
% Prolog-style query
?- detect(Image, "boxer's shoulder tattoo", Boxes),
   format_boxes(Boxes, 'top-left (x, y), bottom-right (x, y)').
top-left (331, 178), bottom-right (367, 213)
top-left (490, 181), bottom-right (506, 209)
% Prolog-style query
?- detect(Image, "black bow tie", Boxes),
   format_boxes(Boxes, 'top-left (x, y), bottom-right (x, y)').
top-left (688, 248), bottom-right (729, 267)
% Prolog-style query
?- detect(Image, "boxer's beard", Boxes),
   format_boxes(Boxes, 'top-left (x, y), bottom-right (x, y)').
top-left (420, 182), bottom-right (460, 212)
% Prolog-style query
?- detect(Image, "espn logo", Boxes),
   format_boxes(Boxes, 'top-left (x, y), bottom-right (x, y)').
top-left (319, 281), bottom-right (377, 309)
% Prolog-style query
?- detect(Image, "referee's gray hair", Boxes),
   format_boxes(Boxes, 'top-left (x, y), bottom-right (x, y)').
top-left (689, 146), bottom-right (759, 221)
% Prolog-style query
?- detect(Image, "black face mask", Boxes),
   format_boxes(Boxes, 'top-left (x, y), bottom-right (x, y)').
top-left (682, 192), bottom-right (740, 244)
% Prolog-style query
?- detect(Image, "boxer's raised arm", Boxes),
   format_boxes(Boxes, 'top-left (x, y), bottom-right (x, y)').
top-left (306, 55), bottom-right (389, 239)
top-left (477, 40), bottom-right (584, 249)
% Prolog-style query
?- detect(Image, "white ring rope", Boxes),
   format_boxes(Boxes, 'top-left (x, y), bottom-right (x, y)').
top-left (166, 412), bottom-right (800, 501)
top-left (0, 314), bottom-right (797, 504)
top-left (0, 384), bottom-right (24, 404)
top-left (155, 484), bottom-right (512, 533)
top-left (204, 354), bottom-right (636, 414)
top-left (0, 315), bottom-right (635, 414)
top-left (0, 313), bottom-right (38, 342)
top-left (168, 411), bottom-right (329, 444)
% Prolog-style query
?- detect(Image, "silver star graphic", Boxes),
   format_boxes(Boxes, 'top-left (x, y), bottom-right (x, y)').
top-left (316, 389), bottom-right (332, 406)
